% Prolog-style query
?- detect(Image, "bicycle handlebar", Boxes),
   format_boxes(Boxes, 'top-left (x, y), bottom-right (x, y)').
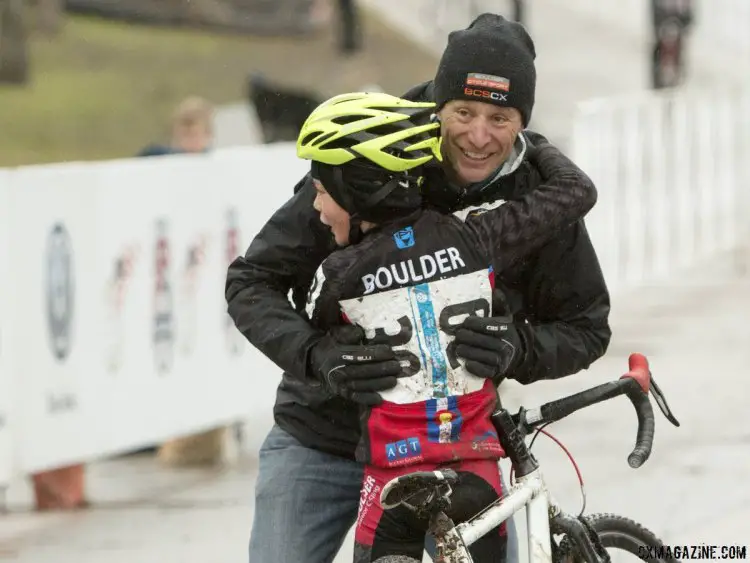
top-left (514, 353), bottom-right (665, 469)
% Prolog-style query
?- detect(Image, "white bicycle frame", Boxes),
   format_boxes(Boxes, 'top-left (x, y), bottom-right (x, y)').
top-left (434, 466), bottom-right (556, 563)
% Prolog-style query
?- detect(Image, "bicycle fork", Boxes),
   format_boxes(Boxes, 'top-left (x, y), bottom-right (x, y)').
top-left (550, 511), bottom-right (611, 563)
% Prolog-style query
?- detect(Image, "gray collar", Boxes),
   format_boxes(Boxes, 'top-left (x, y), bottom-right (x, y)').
top-left (461, 133), bottom-right (528, 195)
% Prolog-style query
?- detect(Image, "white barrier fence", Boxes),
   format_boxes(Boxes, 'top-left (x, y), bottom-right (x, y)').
top-left (0, 145), bottom-right (309, 486)
top-left (0, 171), bottom-right (12, 488)
top-left (558, 0), bottom-right (750, 60)
top-left (362, 0), bottom-right (750, 61)
top-left (1, 89), bottom-right (749, 487)
top-left (571, 89), bottom-right (750, 295)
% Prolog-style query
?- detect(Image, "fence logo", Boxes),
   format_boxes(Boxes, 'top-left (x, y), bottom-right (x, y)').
top-left (153, 218), bottom-right (174, 374)
top-left (225, 207), bottom-right (244, 356)
top-left (45, 223), bottom-right (75, 361)
top-left (104, 245), bottom-right (139, 373)
top-left (180, 235), bottom-right (207, 357)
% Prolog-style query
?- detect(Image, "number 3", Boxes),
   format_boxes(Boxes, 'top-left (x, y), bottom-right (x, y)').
top-left (364, 298), bottom-right (490, 374)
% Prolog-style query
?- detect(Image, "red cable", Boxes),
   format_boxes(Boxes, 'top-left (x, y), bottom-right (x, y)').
top-left (509, 427), bottom-right (584, 488)
top-left (536, 427), bottom-right (584, 486)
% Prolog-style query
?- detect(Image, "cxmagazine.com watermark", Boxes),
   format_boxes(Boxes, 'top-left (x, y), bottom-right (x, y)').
top-left (639, 545), bottom-right (747, 560)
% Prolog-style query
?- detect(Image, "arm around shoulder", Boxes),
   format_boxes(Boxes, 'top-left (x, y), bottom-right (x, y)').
top-left (511, 219), bottom-right (612, 384)
top-left (465, 133), bottom-right (598, 272)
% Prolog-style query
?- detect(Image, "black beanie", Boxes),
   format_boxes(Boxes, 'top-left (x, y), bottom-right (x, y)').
top-left (434, 13), bottom-right (537, 127)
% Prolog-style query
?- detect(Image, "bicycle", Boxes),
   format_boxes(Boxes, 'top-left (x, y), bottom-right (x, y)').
top-left (374, 353), bottom-right (681, 563)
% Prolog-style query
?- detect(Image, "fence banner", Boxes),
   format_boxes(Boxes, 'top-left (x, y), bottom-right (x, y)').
top-left (8, 163), bottom-right (100, 474)
top-left (5, 145), bottom-right (309, 472)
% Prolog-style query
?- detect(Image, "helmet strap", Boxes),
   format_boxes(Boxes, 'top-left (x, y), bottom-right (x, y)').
top-left (331, 165), bottom-right (403, 220)
top-left (331, 166), bottom-right (357, 214)
top-left (347, 216), bottom-right (364, 246)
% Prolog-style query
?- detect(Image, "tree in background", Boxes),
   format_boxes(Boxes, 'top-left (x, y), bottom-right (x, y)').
top-left (338, 0), bottom-right (361, 55)
top-left (0, 0), bottom-right (30, 84)
top-left (30, 0), bottom-right (63, 36)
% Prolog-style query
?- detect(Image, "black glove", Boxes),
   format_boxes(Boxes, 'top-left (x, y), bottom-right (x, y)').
top-left (454, 316), bottom-right (523, 382)
top-left (523, 133), bottom-right (559, 177)
top-left (309, 324), bottom-right (403, 406)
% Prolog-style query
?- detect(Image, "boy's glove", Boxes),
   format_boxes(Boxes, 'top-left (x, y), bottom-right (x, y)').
top-left (309, 325), bottom-right (402, 406)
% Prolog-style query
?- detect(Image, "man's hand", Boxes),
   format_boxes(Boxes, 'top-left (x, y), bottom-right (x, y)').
top-left (522, 130), bottom-right (551, 150)
top-left (454, 316), bottom-right (523, 382)
top-left (523, 133), bottom-right (558, 175)
top-left (309, 325), bottom-right (402, 406)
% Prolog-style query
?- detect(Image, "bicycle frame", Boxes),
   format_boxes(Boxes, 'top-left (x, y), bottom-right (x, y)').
top-left (456, 468), bottom-right (552, 562)
top-left (429, 466), bottom-right (554, 563)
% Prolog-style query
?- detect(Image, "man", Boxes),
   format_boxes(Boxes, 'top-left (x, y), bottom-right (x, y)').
top-left (226, 13), bottom-right (611, 563)
top-left (649, 0), bottom-right (694, 89)
top-left (137, 96), bottom-right (214, 157)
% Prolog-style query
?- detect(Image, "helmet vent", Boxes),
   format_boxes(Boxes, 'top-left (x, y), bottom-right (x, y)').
top-left (330, 114), bottom-right (367, 125)
top-left (310, 131), bottom-right (335, 146)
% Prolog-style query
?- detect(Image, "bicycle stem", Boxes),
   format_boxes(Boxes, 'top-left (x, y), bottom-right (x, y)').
top-left (491, 407), bottom-right (540, 478)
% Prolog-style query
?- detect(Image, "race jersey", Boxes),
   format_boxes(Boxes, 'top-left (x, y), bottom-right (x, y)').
top-left (307, 205), bottom-right (521, 468)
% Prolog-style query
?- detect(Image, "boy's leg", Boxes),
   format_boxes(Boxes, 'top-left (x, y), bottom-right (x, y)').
top-left (354, 465), bottom-right (427, 563)
top-left (447, 460), bottom-right (508, 563)
top-left (249, 424), bottom-right (364, 563)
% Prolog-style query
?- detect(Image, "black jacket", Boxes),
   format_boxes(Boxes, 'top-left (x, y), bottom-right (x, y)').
top-left (225, 81), bottom-right (612, 458)
top-left (400, 81), bottom-right (612, 385)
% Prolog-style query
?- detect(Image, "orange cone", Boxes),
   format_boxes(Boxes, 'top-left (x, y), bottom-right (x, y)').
top-left (31, 463), bottom-right (87, 511)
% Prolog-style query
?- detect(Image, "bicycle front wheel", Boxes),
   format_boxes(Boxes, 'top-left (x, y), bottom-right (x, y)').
top-left (558, 513), bottom-right (678, 563)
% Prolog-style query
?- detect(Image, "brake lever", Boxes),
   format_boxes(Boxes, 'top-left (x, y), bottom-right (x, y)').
top-left (649, 373), bottom-right (680, 427)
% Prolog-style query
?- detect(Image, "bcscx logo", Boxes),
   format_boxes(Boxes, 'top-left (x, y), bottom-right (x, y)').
top-left (385, 437), bottom-right (422, 464)
top-left (464, 87), bottom-right (508, 102)
top-left (393, 226), bottom-right (415, 249)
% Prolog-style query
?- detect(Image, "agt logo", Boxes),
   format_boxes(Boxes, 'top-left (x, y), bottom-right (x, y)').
top-left (385, 437), bottom-right (423, 466)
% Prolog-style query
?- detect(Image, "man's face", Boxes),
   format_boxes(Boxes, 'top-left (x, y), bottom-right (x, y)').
top-left (312, 179), bottom-right (351, 246)
top-left (437, 101), bottom-right (523, 186)
top-left (173, 122), bottom-right (212, 154)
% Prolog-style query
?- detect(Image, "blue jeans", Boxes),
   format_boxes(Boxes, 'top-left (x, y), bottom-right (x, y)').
top-left (248, 424), bottom-right (519, 562)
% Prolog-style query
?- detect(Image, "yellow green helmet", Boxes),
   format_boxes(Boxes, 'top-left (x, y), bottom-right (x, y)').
top-left (296, 92), bottom-right (441, 172)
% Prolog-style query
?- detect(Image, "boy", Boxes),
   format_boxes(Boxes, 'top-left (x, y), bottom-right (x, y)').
top-left (296, 92), bottom-right (596, 562)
